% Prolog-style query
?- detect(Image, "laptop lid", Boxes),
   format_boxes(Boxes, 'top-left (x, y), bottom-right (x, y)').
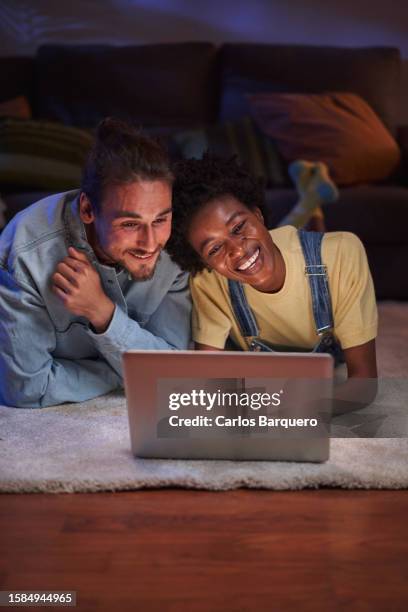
top-left (123, 351), bottom-right (333, 462)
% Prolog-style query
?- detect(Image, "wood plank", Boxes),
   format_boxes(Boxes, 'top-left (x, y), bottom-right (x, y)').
top-left (1, 491), bottom-right (408, 611)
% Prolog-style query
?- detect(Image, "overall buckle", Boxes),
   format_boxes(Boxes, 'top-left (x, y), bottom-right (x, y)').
top-left (304, 264), bottom-right (327, 277)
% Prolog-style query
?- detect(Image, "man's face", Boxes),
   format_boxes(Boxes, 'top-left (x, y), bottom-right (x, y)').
top-left (187, 196), bottom-right (284, 293)
top-left (80, 180), bottom-right (172, 281)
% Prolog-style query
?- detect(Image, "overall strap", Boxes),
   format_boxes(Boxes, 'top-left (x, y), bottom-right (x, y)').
top-left (298, 229), bottom-right (334, 335)
top-left (228, 279), bottom-right (258, 338)
top-left (228, 230), bottom-right (335, 340)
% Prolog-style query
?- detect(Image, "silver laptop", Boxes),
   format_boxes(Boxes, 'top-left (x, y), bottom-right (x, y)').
top-left (123, 351), bottom-right (333, 462)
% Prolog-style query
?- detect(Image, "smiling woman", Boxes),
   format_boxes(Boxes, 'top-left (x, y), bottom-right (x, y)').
top-left (167, 155), bottom-right (378, 386)
top-left (186, 196), bottom-right (285, 294)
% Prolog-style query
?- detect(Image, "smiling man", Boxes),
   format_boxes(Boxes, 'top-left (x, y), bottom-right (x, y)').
top-left (0, 118), bottom-right (191, 408)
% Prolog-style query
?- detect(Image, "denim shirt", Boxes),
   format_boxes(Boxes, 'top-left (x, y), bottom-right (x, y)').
top-left (0, 190), bottom-right (192, 408)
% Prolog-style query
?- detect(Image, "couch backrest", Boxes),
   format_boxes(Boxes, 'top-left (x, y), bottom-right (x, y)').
top-left (1, 43), bottom-right (401, 133)
top-left (0, 57), bottom-right (34, 105)
top-left (33, 43), bottom-right (218, 130)
top-left (218, 44), bottom-right (401, 132)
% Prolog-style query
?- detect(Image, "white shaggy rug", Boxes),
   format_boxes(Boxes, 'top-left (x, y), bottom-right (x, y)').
top-left (0, 303), bottom-right (407, 493)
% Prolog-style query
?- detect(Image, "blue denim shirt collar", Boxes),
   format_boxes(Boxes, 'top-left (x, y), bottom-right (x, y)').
top-left (63, 193), bottom-right (100, 267)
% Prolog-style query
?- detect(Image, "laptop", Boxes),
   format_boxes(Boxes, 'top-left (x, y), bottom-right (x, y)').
top-left (123, 351), bottom-right (333, 462)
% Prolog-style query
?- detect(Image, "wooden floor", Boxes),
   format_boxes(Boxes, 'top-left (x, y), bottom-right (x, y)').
top-left (1, 490), bottom-right (408, 612)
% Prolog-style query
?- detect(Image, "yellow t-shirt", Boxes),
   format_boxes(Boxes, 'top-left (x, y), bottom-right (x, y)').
top-left (191, 226), bottom-right (378, 351)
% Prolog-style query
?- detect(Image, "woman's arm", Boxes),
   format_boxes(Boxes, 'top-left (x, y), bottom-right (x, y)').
top-left (333, 339), bottom-right (378, 415)
top-left (343, 338), bottom-right (377, 378)
top-left (195, 342), bottom-right (224, 351)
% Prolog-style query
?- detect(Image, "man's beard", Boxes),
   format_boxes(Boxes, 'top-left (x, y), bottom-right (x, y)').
top-left (87, 224), bottom-right (162, 281)
top-left (123, 252), bottom-right (162, 282)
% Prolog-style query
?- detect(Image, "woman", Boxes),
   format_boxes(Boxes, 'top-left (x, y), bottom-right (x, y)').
top-left (167, 156), bottom-right (378, 393)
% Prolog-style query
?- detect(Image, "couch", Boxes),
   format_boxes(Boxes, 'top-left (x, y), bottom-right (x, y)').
top-left (0, 42), bottom-right (407, 298)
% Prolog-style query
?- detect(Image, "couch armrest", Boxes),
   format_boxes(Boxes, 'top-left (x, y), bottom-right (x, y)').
top-left (397, 125), bottom-right (408, 152)
top-left (396, 125), bottom-right (408, 185)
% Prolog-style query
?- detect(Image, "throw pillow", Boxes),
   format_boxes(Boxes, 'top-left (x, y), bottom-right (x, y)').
top-left (0, 96), bottom-right (32, 120)
top-left (171, 116), bottom-right (286, 187)
top-left (0, 119), bottom-right (93, 190)
top-left (247, 92), bottom-right (401, 185)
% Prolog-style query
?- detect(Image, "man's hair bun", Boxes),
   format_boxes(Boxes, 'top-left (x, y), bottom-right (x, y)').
top-left (95, 117), bottom-right (135, 147)
top-left (81, 117), bottom-right (173, 211)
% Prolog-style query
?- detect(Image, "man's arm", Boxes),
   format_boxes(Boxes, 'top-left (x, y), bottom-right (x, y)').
top-left (52, 248), bottom-right (192, 377)
top-left (88, 269), bottom-right (192, 376)
top-left (0, 270), bottom-right (120, 408)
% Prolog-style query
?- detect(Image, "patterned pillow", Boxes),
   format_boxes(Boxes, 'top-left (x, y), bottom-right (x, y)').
top-left (171, 116), bottom-right (286, 187)
top-left (0, 119), bottom-right (93, 190)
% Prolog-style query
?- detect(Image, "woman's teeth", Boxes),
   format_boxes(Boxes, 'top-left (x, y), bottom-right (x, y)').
top-left (237, 248), bottom-right (260, 271)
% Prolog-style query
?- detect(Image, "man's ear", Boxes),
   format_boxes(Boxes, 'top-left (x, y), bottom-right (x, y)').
top-left (253, 207), bottom-right (265, 224)
top-left (79, 192), bottom-right (96, 225)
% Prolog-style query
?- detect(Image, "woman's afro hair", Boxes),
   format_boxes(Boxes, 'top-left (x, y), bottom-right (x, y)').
top-left (167, 154), bottom-right (265, 274)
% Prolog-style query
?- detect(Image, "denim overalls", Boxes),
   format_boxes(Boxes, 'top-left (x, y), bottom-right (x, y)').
top-left (227, 230), bottom-right (344, 364)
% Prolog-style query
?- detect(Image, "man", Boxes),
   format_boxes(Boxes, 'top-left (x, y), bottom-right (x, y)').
top-left (0, 118), bottom-right (191, 408)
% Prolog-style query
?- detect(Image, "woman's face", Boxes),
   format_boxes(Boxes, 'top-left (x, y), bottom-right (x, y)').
top-left (187, 196), bottom-right (285, 293)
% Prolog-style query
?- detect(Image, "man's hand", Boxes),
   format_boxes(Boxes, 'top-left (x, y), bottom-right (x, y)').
top-left (52, 247), bottom-right (115, 333)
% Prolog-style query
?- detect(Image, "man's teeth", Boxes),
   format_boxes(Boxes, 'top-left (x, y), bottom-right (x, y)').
top-left (237, 249), bottom-right (260, 271)
top-left (130, 252), bottom-right (154, 259)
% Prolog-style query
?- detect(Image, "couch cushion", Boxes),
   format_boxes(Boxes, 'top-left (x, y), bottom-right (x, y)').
top-left (218, 75), bottom-right (282, 123)
top-left (324, 185), bottom-right (408, 246)
top-left (219, 44), bottom-right (401, 133)
top-left (248, 92), bottom-right (401, 185)
top-left (262, 185), bottom-right (408, 245)
top-left (262, 184), bottom-right (408, 299)
top-left (0, 57), bottom-right (34, 106)
top-left (363, 244), bottom-right (408, 299)
top-left (35, 43), bottom-right (218, 129)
